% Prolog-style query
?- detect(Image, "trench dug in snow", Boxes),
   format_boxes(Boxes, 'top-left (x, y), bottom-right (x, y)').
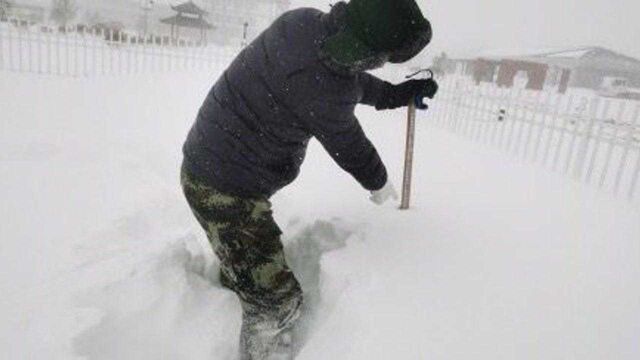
top-left (71, 206), bottom-right (362, 360)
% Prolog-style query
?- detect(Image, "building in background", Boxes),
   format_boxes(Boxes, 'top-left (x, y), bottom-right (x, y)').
top-left (100, 0), bottom-right (291, 45)
top-left (443, 47), bottom-right (640, 97)
top-left (160, 1), bottom-right (213, 43)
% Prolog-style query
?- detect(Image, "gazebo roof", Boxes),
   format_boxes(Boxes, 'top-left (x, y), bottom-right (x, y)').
top-left (170, 1), bottom-right (208, 16)
top-left (160, 14), bottom-right (213, 29)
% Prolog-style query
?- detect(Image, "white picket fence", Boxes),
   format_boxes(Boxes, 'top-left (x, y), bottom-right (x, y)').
top-left (428, 75), bottom-right (640, 203)
top-left (0, 23), bottom-right (238, 77)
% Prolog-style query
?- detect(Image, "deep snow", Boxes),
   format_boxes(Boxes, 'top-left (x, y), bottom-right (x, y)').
top-left (1, 71), bottom-right (639, 360)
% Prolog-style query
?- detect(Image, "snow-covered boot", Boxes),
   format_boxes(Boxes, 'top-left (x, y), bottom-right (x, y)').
top-left (268, 329), bottom-right (295, 360)
top-left (239, 297), bottom-right (302, 360)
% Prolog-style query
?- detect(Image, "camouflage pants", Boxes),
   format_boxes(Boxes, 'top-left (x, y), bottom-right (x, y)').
top-left (181, 165), bottom-right (303, 359)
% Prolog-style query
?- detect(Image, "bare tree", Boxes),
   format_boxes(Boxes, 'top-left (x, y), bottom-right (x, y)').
top-left (0, 0), bottom-right (12, 21)
top-left (50, 0), bottom-right (77, 30)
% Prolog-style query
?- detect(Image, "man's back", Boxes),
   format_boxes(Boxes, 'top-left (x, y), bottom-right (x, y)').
top-left (182, 6), bottom-right (387, 198)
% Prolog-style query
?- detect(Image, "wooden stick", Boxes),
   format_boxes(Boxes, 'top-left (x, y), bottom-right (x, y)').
top-left (400, 101), bottom-right (417, 210)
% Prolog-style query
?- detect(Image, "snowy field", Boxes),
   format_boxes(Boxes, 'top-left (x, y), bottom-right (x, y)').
top-left (1, 71), bottom-right (640, 360)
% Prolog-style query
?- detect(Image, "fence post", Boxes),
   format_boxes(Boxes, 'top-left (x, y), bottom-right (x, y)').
top-left (495, 87), bottom-right (511, 147)
top-left (552, 95), bottom-right (575, 172)
top-left (462, 80), bottom-right (482, 139)
top-left (81, 28), bottom-right (86, 76)
top-left (490, 86), bottom-right (508, 146)
top-left (442, 77), bottom-right (457, 129)
top-left (564, 97), bottom-right (589, 174)
top-left (46, 27), bottom-right (51, 74)
top-left (585, 100), bottom-right (611, 184)
top-left (200, 43), bottom-right (205, 71)
top-left (572, 97), bottom-right (601, 180)
top-left (460, 81), bottom-right (478, 135)
top-left (629, 143), bottom-right (640, 201)
top-left (34, 28), bottom-right (38, 73)
top-left (465, 83), bottom-right (483, 139)
top-left (117, 31), bottom-right (122, 75)
top-left (25, 26), bottom-right (31, 72)
top-left (540, 93), bottom-right (563, 166)
top-left (128, 34), bottom-right (132, 74)
top-left (150, 35), bottom-right (157, 73)
top-left (34, 30), bottom-right (39, 73)
top-left (521, 90), bottom-right (545, 159)
top-left (135, 34), bottom-right (141, 74)
top-left (451, 79), bottom-right (466, 133)
top-left (94, 28), bottom-right (98, 76)
top-left (7, 25), bottom-right (15, 71)
top-left (504, 89), bottom-right (524, 152)
top-left (471, 83), bottom-right (487, 138)
top-left (108, 29), bottom-right (114, 74)
top-left (128, 35), bottom-right (133, 74)
top-left (73, 28), bottom-right (78, 76)
top-left (472, 83), bottom-right (488, 142)
top-left (445, 76), bottom-right (458, 129)
top-left (26, 28), bottom-right (30, 73)
top-left (530, 91), bottom-right (553, 162)
top-left (0, 23), bottom-right (4, 71)
top-left (36, 27), bottom-right (42, 74)
top-left (142, 34), bottom-right (146, 73)
top-left (65, 28), bottom-right (70, 76)
top-left (478, 84), bottom-right (498, 144)
top-left (459, 81), bottom-right (474, 136)
top-left (17, 25), bottom-right (23, 72)
top-left (599, 101), bottom-right (628, 188)
top-left (166, 38), bottom-right (171, 73)
top-left (183, 43), bottom-right (188, 71)
top-left (614, 103), bottom-right (640, 195)
top-left (100, 29), bottom-right (105, 75)
top-left (55, 28), bottom-right (61, 75)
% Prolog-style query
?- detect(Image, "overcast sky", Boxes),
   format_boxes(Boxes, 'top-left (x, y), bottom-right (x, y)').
top-left (290, 0), bottom-right (640, 59)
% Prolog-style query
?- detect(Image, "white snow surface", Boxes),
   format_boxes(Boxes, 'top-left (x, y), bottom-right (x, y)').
top-left (1, 71), bottom-right (639, 360)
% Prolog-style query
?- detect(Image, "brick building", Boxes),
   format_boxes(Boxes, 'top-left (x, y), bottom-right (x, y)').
top-left (443, 47), bottom-right (640, 94)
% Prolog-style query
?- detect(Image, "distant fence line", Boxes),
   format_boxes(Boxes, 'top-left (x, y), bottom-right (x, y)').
top-left (428, 75), bottom-right (640, 203)
top-left (0, 23), bottom-right (238, 77)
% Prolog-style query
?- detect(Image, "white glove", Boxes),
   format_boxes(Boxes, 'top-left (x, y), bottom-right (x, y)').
top-left (369, 181), bottom-right (399, 205)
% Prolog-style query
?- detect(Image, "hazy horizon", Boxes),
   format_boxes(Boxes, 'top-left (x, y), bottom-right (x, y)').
top-left (291, 0), bottom-right (640, 59)
top-left (16, 0), bottom-right (640, 59)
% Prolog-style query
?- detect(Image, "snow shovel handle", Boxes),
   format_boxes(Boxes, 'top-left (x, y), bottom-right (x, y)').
top-left (400, 101), bottom-right (417, 210)
top-left (400, 68), bottom-right (433, 210)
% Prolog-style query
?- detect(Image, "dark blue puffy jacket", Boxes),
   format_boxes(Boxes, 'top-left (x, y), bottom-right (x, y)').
top-left (182, 4), bottom-right (390, 198)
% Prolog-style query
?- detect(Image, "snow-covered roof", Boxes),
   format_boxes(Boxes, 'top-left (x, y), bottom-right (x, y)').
top-left (459, 46), bottom-right (640, 72)
top-left (477, 47), bottom-right (567, 59)
top-left (543, 48), bottom-right (593, 59)
top-left (160, 14), bottom-right (213, 29)
top-left (171, 1), bottom-right (208, 16)
top-left (478, 46), bottom-right (639, 63)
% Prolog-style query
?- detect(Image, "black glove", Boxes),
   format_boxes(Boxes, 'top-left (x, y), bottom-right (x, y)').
top-left (375, 79), bottom-right (439, 110)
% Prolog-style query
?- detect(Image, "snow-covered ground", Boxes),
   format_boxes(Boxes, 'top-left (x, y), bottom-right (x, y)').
top-left (1, 71), bottom-right (639, 360)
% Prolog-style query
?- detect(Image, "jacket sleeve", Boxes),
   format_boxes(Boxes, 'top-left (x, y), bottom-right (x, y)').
top-left (305, 102), bottom-right (388, 191)
top-left (358, 72), bottom-right (392, 107)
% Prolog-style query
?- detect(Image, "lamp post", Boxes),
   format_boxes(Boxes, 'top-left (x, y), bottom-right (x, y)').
top-left (241, 21), bottom-right (248, 47)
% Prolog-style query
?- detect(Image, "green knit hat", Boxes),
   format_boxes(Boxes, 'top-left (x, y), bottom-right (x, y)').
top-left (324, 0), bottom-right (432, 66)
